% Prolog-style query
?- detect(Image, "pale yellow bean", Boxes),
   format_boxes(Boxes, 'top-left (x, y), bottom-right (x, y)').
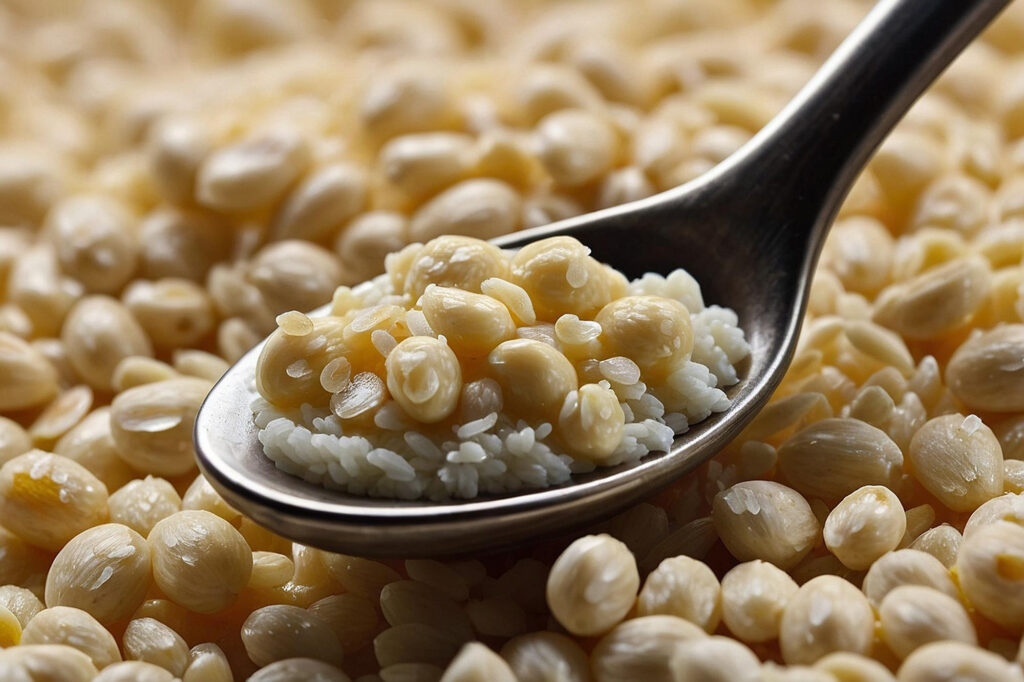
top-left (712, 481), bottom-right (820, 570)
top-left (946, 324), bottom-right (1024, 412)
top-left (546, 534), bottom-right (638, 636)
top-left (61, 295), bottom-right (153, 392)
top-left (0, 332), bottom-right (59, 411)
top-left (109, 377), bottom-right (209, 477)
top-left (0, 450), bottom-right (108, 552)
top-left (908, 414), bottom-right (1003, 513)
top-left (779, 575), bottom-right (874, 665)
top-left (45, 523), bottom-right (150, 625)
top-left (21, 606), bottom-right (121, 669)
top-left (148, 510), bottom-right (252, 614)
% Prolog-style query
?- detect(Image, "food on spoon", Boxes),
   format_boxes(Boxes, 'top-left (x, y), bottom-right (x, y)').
top-left (252, 235), bottom-right (750, 500)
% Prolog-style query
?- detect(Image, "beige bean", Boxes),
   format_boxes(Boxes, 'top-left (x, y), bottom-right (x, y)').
top-left (813, 652), bottom-right (895, 681)
top-left (897, 641), bottom-right (1022, 682)
top-left (536, 109), bottom-right (618, 187)
top-left (107, 475), bottom-right (181, 536)
top-left (408, 178), bottom-right (521, 243)
top-left (0, 332), bottom-right (59, 411)
top-left (196, 130), bottom-right (310, 212)
top-left (0, 417), bottom-right (32, 466)
top-left (515, 65), bottom-right (604, 125)
top-left (872, 256), bottom-right (991, 339)
top-left (218, 317), bottom-right (262, 363)
top-left (139, 208), bottom-right (232, 282)
top-left (488, 339), bottom-right (579, 421)
top-left (379, 580), bottom-right (472, 640)
top-left (44, 194), bottom-right (138, 294)
top-left (0, 450), bottom-right (108, 551)
top-left (965, 493), bottom-right (1024, 538)
top-left (778, 418), bottom-right (903, 503)
top-left (272, 162), bottom-right (367, 242)
top-left (510, 236), bottom-right (614, 321)
top-left (0, 585), bottom-right (43, 628)
top-left (148, 510), bottom-right (252, 614)
top-left (712, 481), bottom-right (820, 570)
top-left (109, 377), bottom-right (209, 477)
top-left (373, 623), bottom-right (465, 668)
top-left (820, 216), bottom-right (894, 296)
top-left (123, 617), bottom-right (189, 676)
top-left (956, 520), bottom-right (1024, 629)
top-left (241, 604), bottom-right (342, 667)
top-left (112, 357), bottom-right (178, 392)
top-left (308, 593), bottom-right (379, 654)
top-left (335, 211), bottom-right (407, 283)
top-left (779, 575), bottom-right (874, 665)
top-left (597, 295), bottom-right (694, 379)
top-left (879, 585), bottom-right (976, 660)
top-left (440, 642), bottom-right (517, 682)
top-left (405, 559), bottom-right (471, 602)
top-left (256, 316), bottom-right (348, 408)
top-left (385, 336), bottom-right (460, 423)
top-left (596, 166), bottom-right (656, 209)
top-left (45, 523), bottom-right (150, 625)
top-left (637, 555), bottom-right (720, 632)
top-left (181, 474), bottom-right (241, 525)
top-left (861, 548), bottom-right (959, 607)
top-left (557, 383), bottom-right (626, 463)
top-left (420, 286), bottom-right (515, 357)
top-left (321, 553), bottom-right (400, 600)
top-left (0, 644), bottom-right (98, 681)
top-left (247, 658), bottom-right (351, 682)
top-left (379, 132), bottom-right (474, 199)
top-left (401, 236), bottom-right (509, 299)
top-left (908, 524), bottom-right (962, 567)
top-left (182, 642), bottom-right (233, 682)
top-left (248, 240), bottom-right (344, 316)
top-left (22, 606), bottom-right (121, 669)
top-left (123, 279), bottom-right (216, 350)
top-left (669, 636), bottom-right (761, 682)
top-left (500, 631), bottom-right (590, 682)
top-left (0, 603), bottom-right (19, 647)
top-left (146, 115), bottom-right (211, 204)
top-left (360, 65), bottom-right (455, 140)
top-left (946, 324), bottom-right (1024, 412)
top-left (172, 349), bottom-right (229, 383)
top-left (720, 560), bottom-right (800, 643)
top-left (843, 320), bottom-right (915, 374)
top-left (591, 615), bottom-right (706, 682)
top-left (908, 414), bottom-right (1003, 512)
top-left (0, 149), bottom-right (68, 228)
top-left (824, 485), bottom-right (906, 570)
top-left (62, 295), bottom-right (153, 392)
top-left (96, 661), bottom-right (177, 682)
top-left (7, 244), bottom-right (80, 337)
top-left (546, 534), bottom-right (638, 636)
top-left (28, 384), bottom-right (93, 444)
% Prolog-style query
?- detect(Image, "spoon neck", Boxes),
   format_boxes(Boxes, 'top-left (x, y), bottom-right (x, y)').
top-left (721, 0), bottom-right (1009, 250)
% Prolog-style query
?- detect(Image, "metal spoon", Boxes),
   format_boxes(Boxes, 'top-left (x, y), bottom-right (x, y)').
top-left (195, 0), bottom-right (1009, 557)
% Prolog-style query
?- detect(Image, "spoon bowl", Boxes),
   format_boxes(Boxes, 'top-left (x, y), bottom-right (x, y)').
top-left (195, 0), bottom-right (1009, 557)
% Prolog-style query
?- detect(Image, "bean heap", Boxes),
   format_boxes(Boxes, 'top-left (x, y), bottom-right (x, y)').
top-left (1, 0), bottom-right (1024, 680)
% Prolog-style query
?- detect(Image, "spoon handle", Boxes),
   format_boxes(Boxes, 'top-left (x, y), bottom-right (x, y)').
top-left (726, 0), bottom-right (1010, 250)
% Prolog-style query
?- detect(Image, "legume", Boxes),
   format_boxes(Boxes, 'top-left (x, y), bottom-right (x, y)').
top-left (2, 1), bottom-right (1024, 679)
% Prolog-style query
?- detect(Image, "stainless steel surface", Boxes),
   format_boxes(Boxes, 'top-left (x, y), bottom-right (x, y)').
top-left (195, 0), bottom-right (1010, 557)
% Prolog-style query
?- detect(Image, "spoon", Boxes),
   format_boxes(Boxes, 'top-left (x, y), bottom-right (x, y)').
top-left (195, 0), bottom-right (1009, 557)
